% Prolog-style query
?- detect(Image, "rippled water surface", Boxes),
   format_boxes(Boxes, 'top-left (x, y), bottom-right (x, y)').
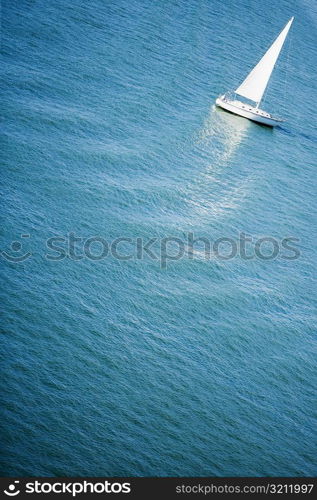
top-left (1, 0), bottom-right (316, 476)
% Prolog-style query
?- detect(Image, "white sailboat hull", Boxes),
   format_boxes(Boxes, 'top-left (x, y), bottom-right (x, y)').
top-left (215, 97), bottom-right (283, 127)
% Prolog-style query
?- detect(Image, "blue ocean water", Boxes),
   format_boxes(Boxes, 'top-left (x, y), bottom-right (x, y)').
top-left (1, 0), bottom-right (316, 477)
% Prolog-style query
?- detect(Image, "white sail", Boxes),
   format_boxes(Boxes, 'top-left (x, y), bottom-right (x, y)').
top-left (235, 17), bottom-right (294, 104)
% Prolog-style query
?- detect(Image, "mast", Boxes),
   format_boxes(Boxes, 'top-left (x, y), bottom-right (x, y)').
top-left (235, 17), bottom-right (294, 108)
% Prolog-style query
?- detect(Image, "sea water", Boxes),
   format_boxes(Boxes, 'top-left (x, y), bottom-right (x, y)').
top-left (1, 0), bottom-right (316, 476)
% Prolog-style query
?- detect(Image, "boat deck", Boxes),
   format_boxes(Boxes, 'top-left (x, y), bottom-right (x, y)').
top-left (222, 98), bottom-right (281, 121)
top-left (215, 96), bottom-right (284, 126)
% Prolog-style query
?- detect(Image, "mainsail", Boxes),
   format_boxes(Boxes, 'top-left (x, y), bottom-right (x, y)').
top-left (235, 17), bottom-right (294, 105)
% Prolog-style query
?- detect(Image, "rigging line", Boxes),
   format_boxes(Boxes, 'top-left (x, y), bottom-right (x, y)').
top-left (283, 30), bottom-right (292, 113)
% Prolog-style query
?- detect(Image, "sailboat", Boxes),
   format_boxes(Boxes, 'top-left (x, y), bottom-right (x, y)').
top-left (216, 17), bottom-right (294, 126)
